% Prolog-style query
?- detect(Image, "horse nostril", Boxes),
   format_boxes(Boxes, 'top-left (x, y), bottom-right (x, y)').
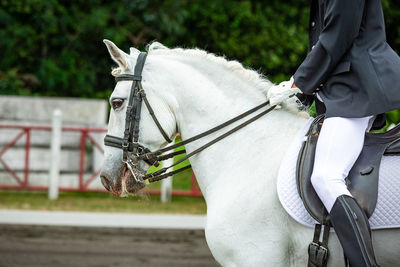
top-left (100, 176), bottom-right (111, 192)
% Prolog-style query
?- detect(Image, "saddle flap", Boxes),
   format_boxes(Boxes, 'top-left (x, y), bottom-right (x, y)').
top-left (296, 115), bottom-right (329, 224)
top-left (346, 142), bottom-right (386, 217)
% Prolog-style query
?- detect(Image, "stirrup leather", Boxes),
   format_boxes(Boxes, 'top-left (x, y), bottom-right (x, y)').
top-left (308, 221), bottom-right (330, 267)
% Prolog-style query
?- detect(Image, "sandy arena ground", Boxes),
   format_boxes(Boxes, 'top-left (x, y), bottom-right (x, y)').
top-left (0, 224), bottom-right (218, 267)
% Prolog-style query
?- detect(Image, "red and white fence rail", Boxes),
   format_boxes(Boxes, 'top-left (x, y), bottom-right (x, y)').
top-left (0, 123), bottom-right (202, 197)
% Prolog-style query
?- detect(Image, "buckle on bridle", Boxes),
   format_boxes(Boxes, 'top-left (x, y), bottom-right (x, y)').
top-left (144, 152), bottom-right (160, 167)
top-left (136, 145), bottom-right (144, 155)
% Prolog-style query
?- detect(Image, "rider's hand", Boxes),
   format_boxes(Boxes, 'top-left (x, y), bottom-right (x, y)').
top-left (267, 76), bottom-right (302, 106)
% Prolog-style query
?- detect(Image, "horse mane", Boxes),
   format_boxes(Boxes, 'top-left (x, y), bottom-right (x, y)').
top-left (148, 42), bottom-right (308, 116)
top-left (111, 42), bottom-right (307, 117)
top-left (147, 42), bottom-right (273, 96)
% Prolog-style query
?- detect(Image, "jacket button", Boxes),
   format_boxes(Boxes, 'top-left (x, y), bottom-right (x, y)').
top-left (311, 21), bottom-right (316, 27)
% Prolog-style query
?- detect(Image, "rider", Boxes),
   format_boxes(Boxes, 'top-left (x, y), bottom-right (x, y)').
top-left (268, 0), bottom-right (400, 266)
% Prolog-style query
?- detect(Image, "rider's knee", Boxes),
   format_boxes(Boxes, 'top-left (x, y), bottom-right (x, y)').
top-left (310, 171), bottom-right (326, 194)
top-left (310, 169), bottom-right (337, 195)
top-left (311, 169), bottom-right (347, 195)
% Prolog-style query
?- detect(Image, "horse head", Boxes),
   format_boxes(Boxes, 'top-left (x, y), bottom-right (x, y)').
top-left (100, 40), bottom-right (178, 197)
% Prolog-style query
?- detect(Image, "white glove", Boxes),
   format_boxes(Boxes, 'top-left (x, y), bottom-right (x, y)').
top-left (267, 76), bottom-right (302, 106)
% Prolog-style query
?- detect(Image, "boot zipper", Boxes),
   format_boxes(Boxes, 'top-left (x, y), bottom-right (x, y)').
top-left (339, 197), bottom-right (374, 267)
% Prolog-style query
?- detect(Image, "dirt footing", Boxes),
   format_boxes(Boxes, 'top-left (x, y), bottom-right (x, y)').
top-left (0, 224), bottom-right (218, 267)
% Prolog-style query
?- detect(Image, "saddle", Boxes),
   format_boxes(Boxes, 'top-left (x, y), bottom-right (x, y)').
top-left (296, 115), bottom-right (400, 224)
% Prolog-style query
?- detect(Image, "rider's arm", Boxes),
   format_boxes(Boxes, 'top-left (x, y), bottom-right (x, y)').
top-left (293, 0), bottom-right (365, 95)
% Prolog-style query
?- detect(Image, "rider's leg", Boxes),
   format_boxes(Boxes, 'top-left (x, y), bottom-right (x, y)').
top-left (311, 116), bottom-right (371, 212)
top-left (311, 116), bottom-right (379, 267)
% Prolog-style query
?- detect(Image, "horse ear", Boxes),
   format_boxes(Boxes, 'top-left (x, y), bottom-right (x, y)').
top-left (130, 47), bottom-right (140, 56)
top-left (103, 39), bottom-right (129, 70)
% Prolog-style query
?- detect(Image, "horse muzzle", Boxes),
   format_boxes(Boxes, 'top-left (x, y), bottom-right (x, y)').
top-left (100, 163), bottom-right (146, 197)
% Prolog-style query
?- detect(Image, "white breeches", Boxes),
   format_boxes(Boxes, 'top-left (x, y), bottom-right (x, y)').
top-left (311, 116), bottom-right (374, 212)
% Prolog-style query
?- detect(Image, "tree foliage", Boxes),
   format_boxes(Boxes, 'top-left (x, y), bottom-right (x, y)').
top-left (1, 0), bottom-right (400, 122)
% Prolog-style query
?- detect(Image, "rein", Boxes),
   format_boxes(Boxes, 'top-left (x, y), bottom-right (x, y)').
top-left (104, 51), bottom-right (277, 183)
top-left (142, 100), bottom-right (276, 182)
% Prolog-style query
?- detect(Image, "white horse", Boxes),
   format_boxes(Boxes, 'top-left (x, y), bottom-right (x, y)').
top-left (100, 40), bottom-right (400, 266)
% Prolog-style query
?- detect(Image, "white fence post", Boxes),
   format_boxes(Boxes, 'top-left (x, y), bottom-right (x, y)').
top-left (160, 157), bottom-right (173, 203)
top-left (48, 109), bottom-right (62, 200)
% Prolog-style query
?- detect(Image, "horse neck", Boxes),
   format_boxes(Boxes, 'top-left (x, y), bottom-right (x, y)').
top-left (169, 55), bottom-right (271, 137)
top-left (164, 55), bottom-right (308, 202)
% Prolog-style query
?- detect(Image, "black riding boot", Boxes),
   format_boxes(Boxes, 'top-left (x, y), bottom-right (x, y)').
top-left (330, 195), bottom-right (380, 267)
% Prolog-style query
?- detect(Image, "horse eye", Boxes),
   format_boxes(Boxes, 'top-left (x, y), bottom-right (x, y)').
top-left (111, 99), bottom-right (124, 110)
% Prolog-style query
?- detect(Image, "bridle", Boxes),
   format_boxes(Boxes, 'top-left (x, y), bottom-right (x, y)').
top-left (104, 51), bottom-right (277, 184)
top-left (104, 52), bottom-right (172, 177)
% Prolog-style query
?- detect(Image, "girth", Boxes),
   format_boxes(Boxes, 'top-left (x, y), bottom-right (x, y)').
top-left (104, 51), bottom-right (279, 183)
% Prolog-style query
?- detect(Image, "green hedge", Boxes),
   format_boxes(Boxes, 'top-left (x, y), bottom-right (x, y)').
top-left (1, 0), bottom-right (400, 123)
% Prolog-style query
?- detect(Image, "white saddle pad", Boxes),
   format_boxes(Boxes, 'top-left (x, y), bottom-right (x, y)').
top-left (277, 118), bottom-right (400, 230)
